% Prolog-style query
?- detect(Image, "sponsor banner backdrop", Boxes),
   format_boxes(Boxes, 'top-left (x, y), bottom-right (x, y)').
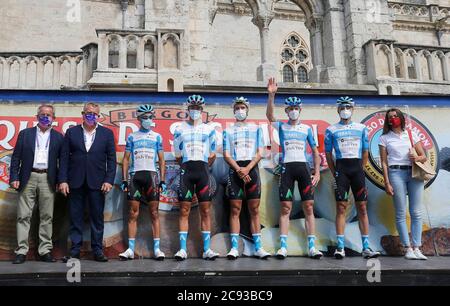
top-left (0, 93), bottom-right (449, 259)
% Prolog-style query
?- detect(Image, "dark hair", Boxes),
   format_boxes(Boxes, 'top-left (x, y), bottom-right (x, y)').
top-left (382, 108), bottom-right (405, 135)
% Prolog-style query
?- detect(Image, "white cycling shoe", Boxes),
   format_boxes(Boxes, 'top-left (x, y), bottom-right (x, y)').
top-left (226, 248), bottom-right (239, 260)
top-left (119, 248), bottom-right (134, 261)
top-left (308, 247), bottom-right (323, 259)
top-left (174, 249), bottom-right (188, 261)
top-left (275, 247), bottom-right (288, 259)
top-left (154, 249), bottom-right (165, 261)
top-left (334, 248), bottom-right (346, 259)
top-left (203, 249), bottom-right (220, 260)
top-left (254, 248), bottom-right (271, 259)
top-left (362, 248), bottom-right (380, 259)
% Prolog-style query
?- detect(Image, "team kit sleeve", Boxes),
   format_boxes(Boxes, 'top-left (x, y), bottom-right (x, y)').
top-left (257, 126), bottom-right (264, 150)
top-left (209, 127), bottom-right (217, 153)
top-left (173, 127), bottom-right (182, 158)
top-left (157, 134), bottom-right (163, 152)
top-left (222, 129), bottom-right (230, 154)
top-left (307, 126), bottom-right (317, 148)
top-left (324, 127), bottom-right (333, 153)
top-left (125, 134), bottom-right (133, 152)
top-left (362, 126), bottom-right (369, 151)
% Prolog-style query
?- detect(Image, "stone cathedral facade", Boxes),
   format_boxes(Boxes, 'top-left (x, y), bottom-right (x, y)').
top-left (0, 0), bottom-right (449, 95)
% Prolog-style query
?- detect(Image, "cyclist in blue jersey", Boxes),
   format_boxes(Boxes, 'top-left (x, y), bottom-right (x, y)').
top-left (119, 104), bottom-right (166, 261)
top-left (324, 96), bottom-right (380, 259)
top-left (173, 95), bottom-right (219, 261)
top-left (266, 77), bottom-right (323, 259)
top-left (223, 97), bottom-right (271, 260)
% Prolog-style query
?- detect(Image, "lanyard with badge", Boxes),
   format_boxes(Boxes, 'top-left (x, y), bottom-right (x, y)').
top-left (35, 130), bottom-right (50, 166)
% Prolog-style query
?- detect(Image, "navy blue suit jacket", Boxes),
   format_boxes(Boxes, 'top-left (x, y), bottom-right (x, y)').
top-left (9, 126), bottom-right (64, 192)
top-left (59, 124), bottom-right (116, 190)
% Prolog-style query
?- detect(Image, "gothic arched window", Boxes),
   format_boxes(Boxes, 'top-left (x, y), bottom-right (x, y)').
top-left (280, 33), bottom-right (311, 83)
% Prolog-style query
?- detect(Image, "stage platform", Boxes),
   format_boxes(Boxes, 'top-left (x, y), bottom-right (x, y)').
top-left (0, 256), bottom-right (449, 286)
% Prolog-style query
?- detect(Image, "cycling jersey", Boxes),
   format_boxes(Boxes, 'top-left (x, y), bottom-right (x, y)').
top-left (272, 121), bottom-right (317, 163)
top-left (324, 121), bottom-right (369, 159)
top-left (173, 121), bottom-right (216, 163)
top-left (125, 129), bottom-right (163, 173)
top-left (223, 122), bottom-right (263, 161)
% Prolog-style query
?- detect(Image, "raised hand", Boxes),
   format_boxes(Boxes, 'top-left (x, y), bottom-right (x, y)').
top-left (267, 77), bottom-right (278, 94)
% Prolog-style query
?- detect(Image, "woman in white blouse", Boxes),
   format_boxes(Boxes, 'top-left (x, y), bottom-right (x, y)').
top-left (379, 108), bottom-right (428, 260)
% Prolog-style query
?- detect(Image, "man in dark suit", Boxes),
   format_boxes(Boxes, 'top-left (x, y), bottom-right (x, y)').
top-left (9, 104), bottom-right (64, 264)
top-left (59, 102), bottom-right (116, 262)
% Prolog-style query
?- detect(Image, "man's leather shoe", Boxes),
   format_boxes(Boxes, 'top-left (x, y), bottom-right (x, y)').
top-left (12, 254), bottom-right (26, 264)
top-left (94, 253), bottom-right (108, 262)
top-left (40, 253), bottom-right (56, 263)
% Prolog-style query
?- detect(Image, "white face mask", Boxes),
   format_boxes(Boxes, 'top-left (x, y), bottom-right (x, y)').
top-left (189, 110), bottom-right (201, 120)
top-left (288, 110), bottom-right (300, 121)
top-left (141, 119), bottom-right (153, 130)
top-left (234, 109), bottom-right (247, 121)
top-left (339, 109), bottom-right (352, 120)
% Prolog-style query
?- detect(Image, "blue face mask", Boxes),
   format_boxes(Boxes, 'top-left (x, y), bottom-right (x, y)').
top-left (84, 113), bottom-right (98, 126)
top-left (38, 115), bottom-right (52, 127)
top-left (141, 118), bottom-right (153, 130)
top-left (189, 110), bottom-right (201, 121)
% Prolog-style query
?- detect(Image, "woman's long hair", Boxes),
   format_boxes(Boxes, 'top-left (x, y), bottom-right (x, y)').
top-left (382, 108), bottom-right (406, 135)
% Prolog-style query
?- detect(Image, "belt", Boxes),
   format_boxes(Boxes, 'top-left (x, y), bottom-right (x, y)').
top-left (389, 165), bottom-right (412, 170)
top-left (32, 168), bottom-right (48, 173)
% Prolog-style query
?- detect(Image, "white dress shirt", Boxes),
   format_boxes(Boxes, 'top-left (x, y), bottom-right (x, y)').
top-left (82, 124), bottom-right (98, 152)
top-left (33, 127), bottom-right (51, 169)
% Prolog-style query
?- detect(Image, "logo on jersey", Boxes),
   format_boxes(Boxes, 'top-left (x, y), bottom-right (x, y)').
top-left (361, 111), bottom-right (439, 190)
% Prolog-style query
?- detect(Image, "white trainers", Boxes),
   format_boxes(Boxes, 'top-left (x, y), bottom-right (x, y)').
top-left (154, 249), bottom-right (165, 261)
top-left (202, 249), bottom-right (219, 260)
top-left (404, 248), bottom-right (417, 260)
top-left (254, 248), bottom-right (271, 259)
top-left (174, 249), bottom-right (188, 261)
top-left (413, 248), bottom-right (428, 260)
top-left (275, 247), bottom-right (287, 259)
top-left (119, 248), bottom-right (134, 261)
top-left (362, 248), bottom-right (381, 259)
top-left (308, 247), bottom-right (323, 259)
top-left (334, 248), bottom-right (346, 259)
top-left (226, 248), bottom-right (239, 260)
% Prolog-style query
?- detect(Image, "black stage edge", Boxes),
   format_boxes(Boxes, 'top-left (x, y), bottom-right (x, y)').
top-left (0, 256), bottom-right (449, 286)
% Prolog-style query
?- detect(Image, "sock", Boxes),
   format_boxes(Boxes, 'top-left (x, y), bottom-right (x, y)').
top-left (337, 235), bottom-right (345, 250)
top-left (307, 235), bottom-right (316, 250)
top-left (253, 233), bottom-right (262, 251)
top-left (362, 235), bottom-right (369, 250)
top-left (128, 238), bottom-right (136, 252)
top-left (202, 231), bottom-right (211, 252)
top-left (179, 232), bottom-right (188, 251)
top-left (280, 235), bottom-right (287, 249)
top-left (230, 233), bottom-right (239, 250)
top-left (153, 238), bottom-right (160, 253)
